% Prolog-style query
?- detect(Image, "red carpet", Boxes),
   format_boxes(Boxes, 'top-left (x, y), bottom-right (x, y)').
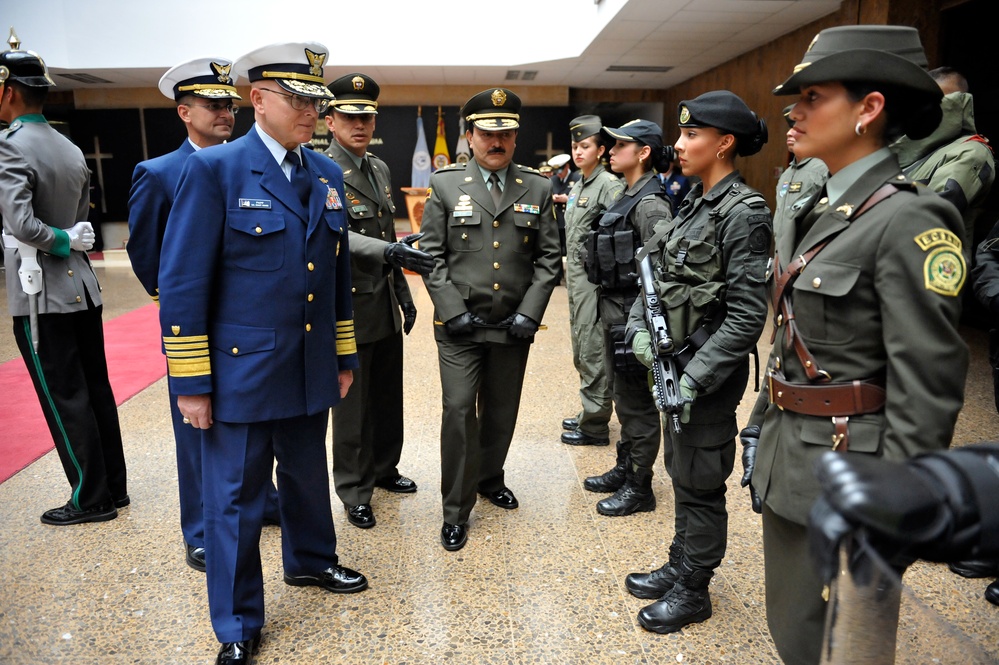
top-left (0, 303), bottom-right (164, 483)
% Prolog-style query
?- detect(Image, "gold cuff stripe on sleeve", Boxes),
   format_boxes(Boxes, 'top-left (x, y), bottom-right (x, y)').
top-left (336, 338), bottom-right (358, 356)
top-left (166, 357), bottom-right (212, 378)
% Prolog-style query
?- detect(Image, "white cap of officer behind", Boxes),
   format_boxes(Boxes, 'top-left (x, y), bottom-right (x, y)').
top-left (547, 153), bottom-right (571, 169)
top-left (233, 41), bottom-right (335, 101)
top-left (157, 58), bottom-right (241, 101)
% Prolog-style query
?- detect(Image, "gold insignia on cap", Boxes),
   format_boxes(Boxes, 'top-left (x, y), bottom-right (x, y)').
top-left (352, 75), bottom-right (365, 90)
top-left (305, 48), bottom-right (326, 77)
top-left (211, 61), bottom-right (233, 85)
top-left (8, 28), bottom-right (20, 51)
top-left (491, 89), bottom-right (507, 107)
top-left (679, 106), bottom-right (690, 124)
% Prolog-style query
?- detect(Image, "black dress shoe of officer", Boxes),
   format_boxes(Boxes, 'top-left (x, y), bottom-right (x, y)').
top-left (41, 501), bottom-right (117, 526)
top-left (561, 428), bottom-right (611, 446)
top-left (949, 559), bottom-right (999, 578)
top-left (479, 487), bottom-right (519, 509)
top-left (215, 635), bottom-right (260, 665)
top-left (985, 579), bottom-right (999, 607)
top-left (562, 417), bottom-right (579, 431)
top-left (441, 522), bottom-right (468, 551)
top-left (113, 495), bottom-right (131, 509)
top-left (346, 504), bottom-right (376, 529)
top-left (374, 475), bottom-right (418, 493)
top-left (284, 565), bottom-right (368, 593)
top-left (186, 544), bottom-right (207, 572)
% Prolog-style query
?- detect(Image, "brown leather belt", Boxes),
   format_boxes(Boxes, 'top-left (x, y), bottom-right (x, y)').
top-left (768, 373), bottom-right (886, 417)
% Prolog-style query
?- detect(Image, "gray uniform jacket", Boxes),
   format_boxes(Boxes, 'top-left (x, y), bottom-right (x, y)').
top-left (565, 164), bottom-right (624, 272)
top-left (1, 118), bottom-right (99, 317)
top-left (420, 161), bottom-right (561, 344)
top-left (324, 141), bottom-right (411, 344)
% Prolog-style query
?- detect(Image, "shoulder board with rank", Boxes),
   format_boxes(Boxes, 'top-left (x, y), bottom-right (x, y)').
top-left (517, 163), bottom-right (548, 179)
top-left (436, 162), bottom-right (466, 172)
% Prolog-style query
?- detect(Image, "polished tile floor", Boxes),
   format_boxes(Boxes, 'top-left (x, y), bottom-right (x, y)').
top-left (1, 259), bottom-right (998, 664)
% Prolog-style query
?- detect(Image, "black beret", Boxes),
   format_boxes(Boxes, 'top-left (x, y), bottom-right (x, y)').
top-left (678, 91), bottom-right (758, 136)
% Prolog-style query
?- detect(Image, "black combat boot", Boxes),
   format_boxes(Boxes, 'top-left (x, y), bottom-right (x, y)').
top-left (625, 536), bottom-right (684, 599)
top-left (584, 441), bottom-right (631, 493)
top-left (637, 560), bottom-right (713, 634)
top-left (596, 465), bottom-right (655, 516)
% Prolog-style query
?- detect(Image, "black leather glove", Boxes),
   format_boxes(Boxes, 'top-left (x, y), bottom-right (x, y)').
top-left (444, 311), bottom-right (484, 336)
top-left (738, 425), bottom-right (763, 514)
top-left (383, 232), bottom-right (435, 275)
top-left (400, 302), bottom-right (417, 335)
top-left (500, 313), bottom-right (539, 339)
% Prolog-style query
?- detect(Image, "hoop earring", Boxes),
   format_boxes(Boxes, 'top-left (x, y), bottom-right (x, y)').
top-left (716, 151), bottom-right (725, 160)
top-left (855, 122), bottom-right (867, 136)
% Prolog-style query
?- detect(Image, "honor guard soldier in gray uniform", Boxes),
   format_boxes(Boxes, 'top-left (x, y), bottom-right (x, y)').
top-left (561, 115), bottom-right (622, 450)
top-left (419, 88), bottom-right (561, 551)
top-left (0, 29), bottom-right (129, 526)
top-left (323, 72), bottom-right (432, 529)
top-left (741, 27), bottom-right (968, 664)
top-left (127, 57), bottom-right (280, 572)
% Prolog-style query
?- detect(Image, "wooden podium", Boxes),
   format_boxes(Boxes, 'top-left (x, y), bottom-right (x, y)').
top-left (401, 187), bottom-right (428, 233)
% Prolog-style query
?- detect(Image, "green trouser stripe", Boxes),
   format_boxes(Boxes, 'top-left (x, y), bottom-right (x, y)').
top-left (23, 318), bottom-right (84, 510)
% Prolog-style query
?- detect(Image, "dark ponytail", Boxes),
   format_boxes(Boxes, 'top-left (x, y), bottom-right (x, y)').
top-left (651, 144), bottom-right (676, 172)
top-left (735, 118), bottom-right (768, 157)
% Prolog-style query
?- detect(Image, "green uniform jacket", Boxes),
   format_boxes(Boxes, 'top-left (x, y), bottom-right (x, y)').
top-left (324, 142), bottom-right (412, 344)
top-left (892, 91), bottom-right (996, 254)
top-left (565, 164), bottom-right (624, 271)
top-left (420, 161), bottom-right (561, 343)
top-left (773, 157), bottom-right (828, 241)
top-left (751, 153), bottom-right (969, 525)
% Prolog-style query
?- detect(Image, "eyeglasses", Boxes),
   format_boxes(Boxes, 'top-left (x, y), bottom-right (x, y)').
top-left (259, 87), bottom-right (329, 114)
top-left (186, 102), bottom-right (238, 114)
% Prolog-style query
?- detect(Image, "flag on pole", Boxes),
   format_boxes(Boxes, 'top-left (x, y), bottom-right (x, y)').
top-left (433, 107), bottom-right (450, 170)
top-left (412, 107), bottom-right (431, 188)
top-left (455, 116), bottom-right (470, 164)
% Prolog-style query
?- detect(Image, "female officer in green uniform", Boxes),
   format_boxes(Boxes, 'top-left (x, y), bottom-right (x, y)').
top-left (740, 26), bottom-right (968, 664)
top-left (624, 91), bottom-right (772, 634)
top-left (560, 115), bottom-right (623, 451)
top-left (584, 120), bottom-right (673, 517)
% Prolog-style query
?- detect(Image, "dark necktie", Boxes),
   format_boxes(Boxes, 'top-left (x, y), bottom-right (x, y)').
top-left (360, 155), bottom-right (378, 193)
top-left (285, 150), bottom-right (310, 208)
top-left (488, 171), bottom-right (503, 209)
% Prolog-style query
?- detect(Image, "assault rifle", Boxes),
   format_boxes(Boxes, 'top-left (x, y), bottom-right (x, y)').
top-left (638, 253), bottom-right (687, 434)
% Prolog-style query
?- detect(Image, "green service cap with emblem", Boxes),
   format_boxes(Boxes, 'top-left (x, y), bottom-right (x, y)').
top-left (0, 28), bottom-right (55, 88)
top-left (462, 88), bottom-right (521, 131)
top-left (233, 41), bottom-right (335, 100)
top-left (158, 57), bottom-right (241, 101)
top-left (570, 115), bottom-right (602, 142)
top-left (327, 72), bottom-right (379, 114)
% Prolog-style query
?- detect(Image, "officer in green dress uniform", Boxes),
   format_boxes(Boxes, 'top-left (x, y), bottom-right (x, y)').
top-left (561, 115), bottom-right (622, 451)
top-left (740, 26), bottom-right (968, 664)
top-left (324, 73), bottom-right (429, 530)
top-left (419, 88), bottom-right (561, 551)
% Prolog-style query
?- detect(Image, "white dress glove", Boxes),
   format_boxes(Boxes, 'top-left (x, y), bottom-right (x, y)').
top-left (67, 221), bottom-right (95, 252)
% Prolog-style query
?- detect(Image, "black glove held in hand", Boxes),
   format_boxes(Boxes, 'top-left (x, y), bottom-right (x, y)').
top-left (401, 302), bottom-right (417, 335)
top-left (384, 232), bottom-right (435, 275)
top-left (444, 312), bottom-right (483, 336)
top-left (501, 313), bottom-right (539, 339)
top-left (738, 425), bottom-right (763, 514)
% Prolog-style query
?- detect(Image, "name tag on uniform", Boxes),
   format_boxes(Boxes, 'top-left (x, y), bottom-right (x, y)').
top-left (239, 198), bottom-right (272, 209)
top-left (514, 203), bottom-right (540, 214)
top-left (351, 204), bottom-right (369, 214)
top-left (454, 209), bottom-right (473, 217)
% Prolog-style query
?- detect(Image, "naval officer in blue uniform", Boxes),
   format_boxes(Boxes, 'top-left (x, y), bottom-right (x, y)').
top-left (157, 42), bottom-right (367, 665)
top-left (127, 57), bottom-right (280, 574)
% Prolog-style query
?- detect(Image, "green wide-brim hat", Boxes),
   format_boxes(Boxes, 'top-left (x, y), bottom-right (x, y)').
top-left (773, 25), bottom-right (940, 101)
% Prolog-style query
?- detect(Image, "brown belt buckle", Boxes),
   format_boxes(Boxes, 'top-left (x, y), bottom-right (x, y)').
top-left (767, 371), bottom-right (782, 410)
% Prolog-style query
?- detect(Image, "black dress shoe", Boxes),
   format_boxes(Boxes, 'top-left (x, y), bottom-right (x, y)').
top-left (186, 544), bottom-right (207, 572)
top-left (346, 504), bottom-right (376, 529)
top-left (949, 559), bottom-right (999, 578)
top-left (284, 565), bottom-right (368, 593)
top-left (479, 487), bottom-right (519, 509)
top-left (441, 522), bottom-right (468, 551)
top-left (560, 428), bottom-right (610, 446)
top-left (40, 501), bottom-right (117, 526)
top-left (986, 579), bottom-right (999, 607)
top-left (215, 635), bottom-right (260, 665)
top-left (374, 475), bottom-right (418, 493)
top-left (561, 417), bottom-right (579, 431)
top-left (113, 495), bottom-right (131, 509)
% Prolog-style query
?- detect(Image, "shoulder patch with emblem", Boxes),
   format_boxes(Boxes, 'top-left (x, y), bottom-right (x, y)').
top-left (915, 228), bottom-right (965, 296)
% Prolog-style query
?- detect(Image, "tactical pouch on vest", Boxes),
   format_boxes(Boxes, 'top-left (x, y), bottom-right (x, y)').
top-left (610, 323), bottom-right (646, 375)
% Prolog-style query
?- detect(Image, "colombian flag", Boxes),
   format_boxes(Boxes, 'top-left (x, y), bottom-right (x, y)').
top-left (433, 107), bottom-right (450, 171)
